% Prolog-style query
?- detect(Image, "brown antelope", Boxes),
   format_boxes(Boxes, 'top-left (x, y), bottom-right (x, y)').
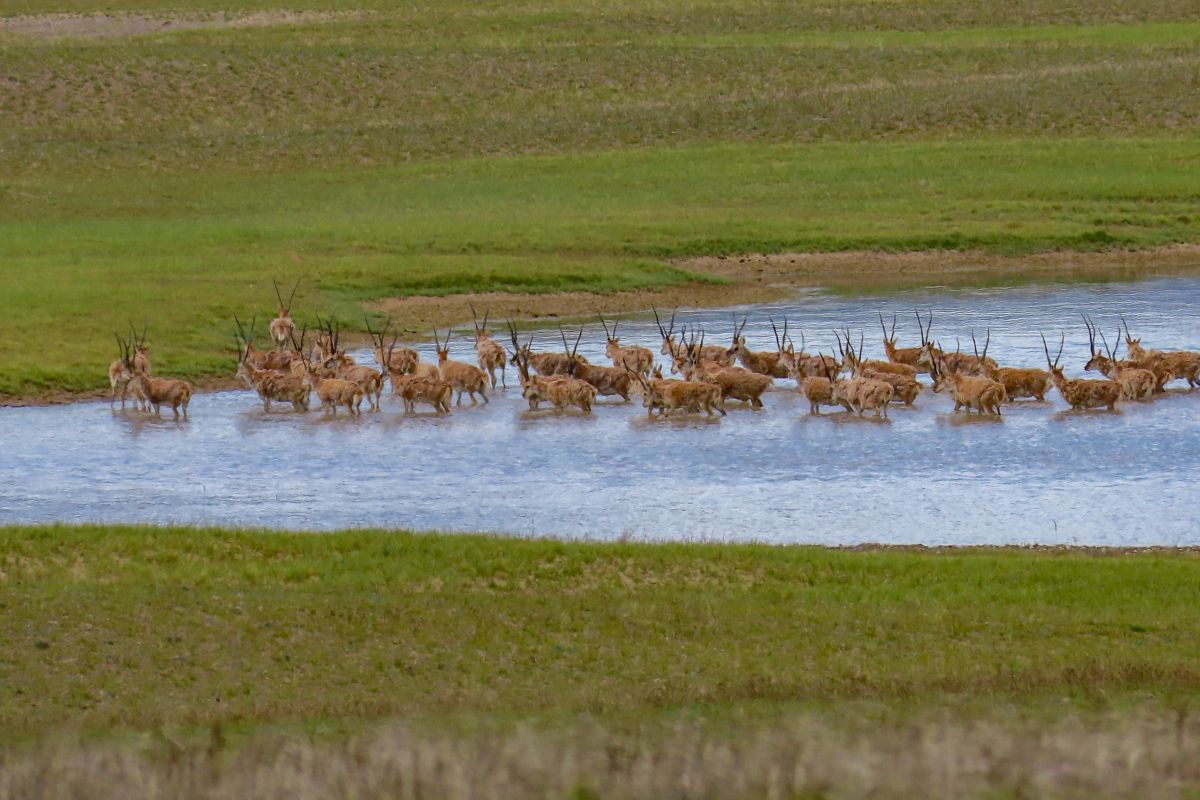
top-left (313, 313), bottom-right (354, 364)
top-left (269, 279), bottom-right (300, 349)
top-left (636, 366), bottom-right (725, 418)
top-left (920, 335), bottom-right (996, 377)
top-left (1093, 329), bottom-right (1156, 401)
top-left (1087, 317), bottom-right (1171, 393)
top-left (471, 305), bottom-right (508, 389)
top-left (880, 312), bottom-right (931, 372)
top-left (928, 333), bottom-right (1006, 415)
top-left (125, 340), bottom-right (192, 419)
top-left (798, 359), bottom-right (842, 415)
top-left (364, 314), bottom-right (421, 383)
top-left (561, 327), bottom-right (633, 402)
top-left (433, 329), bottom-right (489, 405)
top-left (830, 375), bottom-right (894, 418)
top-left (1041, 333), bottom-right (1120, 411)
top-left (778, 331), bottom-right (841, 380)
top-left (841, 331), bottom-right (917, 379)
top-left (393, 374), bottom-right (453, 415)
top-left (508, 336), bottom-right (582, 376)
top-left (728, 317), bottom-right (789, 378)
top-left (598, 314), bottom-right (654, 376)
top-left (861, 367), bottom-right (922, 406)
top-left (236, 337), bottom-right (311, 413)
top-left (508, 325), bottom-right (595, 413)
top-left (1121, 317), bottom-right (1199, 388)
top-left (108, 334), bottom-right (134, 408)
top-left (654, 308), bottom-right (732, 373)
top-left (681, 331), bottom-right (770, 408)
top-left (311, 318), bottom-right (382, 410)
top-left (983, 358), bottom-right (1053, 402)
top-left (235, 316), bottom-right (297, 372)
top-left (302, 360), bottom-right (364, 416)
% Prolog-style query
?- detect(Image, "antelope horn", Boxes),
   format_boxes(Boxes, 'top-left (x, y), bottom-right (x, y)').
top-left (597, 313), bottom-right (611, 339)
top-left (652, 306), bottom-right (666, 338)
top-left (559, 325), bottom-right (571, 354)
top-left (890, 314), bottom-right (897, 341)
top-left (470, 303), bottom-right (480, 331)
top-left (286, 278), bottom-right (300, 312)
top-left (273, 279), bottom-right (285, 309)
top-left (770, 317), bottom-right (782, 352)
top-left (573, 326), bottom-right (583, 358)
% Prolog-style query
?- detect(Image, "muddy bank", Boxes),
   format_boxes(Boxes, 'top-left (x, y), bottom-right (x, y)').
top-left (367, 245), bottom-right (1200, 334)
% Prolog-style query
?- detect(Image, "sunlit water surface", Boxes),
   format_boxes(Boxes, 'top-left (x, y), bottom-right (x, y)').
top-left (3, 278), bottom-right (1199, 545)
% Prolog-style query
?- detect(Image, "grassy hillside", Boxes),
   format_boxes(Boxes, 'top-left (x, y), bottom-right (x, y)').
top-left (1, 0), bottom-right (1197, 397)
top-left (2, 525), bottom-right (1200, 797)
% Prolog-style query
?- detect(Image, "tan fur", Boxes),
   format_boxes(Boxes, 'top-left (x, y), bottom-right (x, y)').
top-left (799, 375), bottom-right (836, 414)
top-left (831, 376), bottom-right (894, 418)
top-left (237, 362), bottom-right (310, 412)
top-left (984, 366), bottom-right (1052, 402)
top-left (932, 368), bottom-right (1006, 415)
top-left (304, 373), bottom-right (364, 416)
top-left (437, 349), bottom-right (490, 406)
top-left (729, 336), bottom-right (789, 378)
top-left (132, 371), bottom-right (192, 419)
top-left (682, 361), bottom-right (771, 408)
top-left (861, 367), bottom-right (922, 406)
top-left (640, 371), bottom-right (726, 417)
top-left (474, 334), bottom-right (508, 389)
top-left (108, 359), bottom-right (133, 408)
top-left (1050, 368), bottom-right (1121, 410)
top-left (567, 358), bottom-right (633, 401)
top-left (269, 312), bottom-right (295, 349)
top-left (393, 374), bottom-right (452, 414)
top-left (606, 339), bottom-right (654, 377)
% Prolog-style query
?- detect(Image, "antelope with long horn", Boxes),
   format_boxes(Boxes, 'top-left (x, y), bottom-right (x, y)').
top-left (727, 317), bottom-right (789, 378)
top-left (236, 315), bottom-right (296, 372)
top-left (1041, 333), bottom-right (1120, 411)
top-left (829, 334), bottom-right (894, 418)
top-left (634, 365), bottom-right (725, 418)
top-left (434, 329), bottom-right (489, 405)
top-left (681, 330), bottom-right (770, 409)
top-left (313, 317), bottom-right (382, 410)
top-left (798, 357), bottom-right (841, 415)
top-left (598, 313), bottom-right (653, 376)
top-left (235, 331), bottom-right (311, 413)
top-left (779, 330), bottom-right (841, 380)
top-left (928, 331), bottom-right (1006, 415)
top-left (509, 335), bottom-right (584, 377)
top-left (107, 334), bottom-right (135, 409)
top-left (1095, 329), bottom-right (1156, 401)
top-left (364, 314), bottom-right (421, 384)
top-left (269, 279), bottom-right (300, 350)
top-left (840, 329), bottom-right (917, 379)
top-left (563, 326), bottom-right (633, 402)
top-left (880, 312), bottom-right (930, 372)
top-left (508, 322), bottom-right (595, 413)
top-left (470, 306), bottom-right (508, 389)
top-left (1120, 317), bottom-right (1199, 389)
top-left (125, 328), bottom-right (192, 419)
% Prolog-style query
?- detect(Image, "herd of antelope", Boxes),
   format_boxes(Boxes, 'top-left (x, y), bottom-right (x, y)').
top-left (108, 283), bottom-right (1200, 421)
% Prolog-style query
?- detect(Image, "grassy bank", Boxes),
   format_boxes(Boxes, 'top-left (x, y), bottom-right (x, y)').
top-left (1, 0), bottom-right (1199, 397)
top-left (2, 525), bottom-right (1200, 797)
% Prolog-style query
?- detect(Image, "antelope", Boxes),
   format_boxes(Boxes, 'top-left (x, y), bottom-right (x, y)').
top-left (681, 331), bottom-right (770, 408)
top-left (108, 335), bottom-right (135, 409)
top-left (508, 325), bottom-right (595, 413)
top-left (1093, 329), bottom-right (1156, 401)
top-left (860, 367), bottom-right (922, 406)
top-left (562, 327), bottom-right (633, 402)
top-left (434, 329), bottom-right (489, 405)
top-left (313, 314), bottom-right (352, 364)
top-left (928, 333), bottom-right (1006, 415)
top-left (364, 314), bottom-right (421, 384)
top-left (636, 366), bottom-right (725, 418)
top-left (310, 318), bottom-right (382, 410)
top-left (470, 306), bottom-right (508, 389)
top-left (830, 375), bottom-right (894, 418)
top-left (235, 316), bottom-right (297, 372)
top-left (798, 360), bottom-right (841, 415)
top-left (269, 279), bottom-right (300, 349)
top-left (880, 312), bottom-right (931, 372)
top-left (508, 337), bottom-right (581, 377)
top-left (302, 361), bottom-right (364, 416)
top-left (1087, 317), bottom-right (1171, 393)
top-left (393, 374), bottom-right (453, 415)
top-left (235, 337), bottom-right (311, 413)
top-left (921, 332), bottom-right (997, 377)
top-left (1121, 317), bottom-right (1199, 388)
top-left (983, 358), bottom-right (1053, 402)
top-left (125, 340), bottom-right (192, 419)
top-left (840, 331), bottom-right (917, 379)
top-left (728, 317), bottom-right (789, 378)
top-left (598, 314), bottom-right (654, 376)
top-left (1041, 333), bottom-right (1120, 411)
top-left (654, 308), bottom-right (733, 373)
top-left (778, 331), bottom-right (841, 380)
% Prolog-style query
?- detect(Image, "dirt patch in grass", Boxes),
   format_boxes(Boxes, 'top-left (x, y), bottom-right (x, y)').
top-left (0, 10), bottom-right (365, 40)
top-left (368, 244), bottom-right (1200, 335)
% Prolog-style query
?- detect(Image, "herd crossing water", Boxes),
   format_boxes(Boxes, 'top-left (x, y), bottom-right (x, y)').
top-left (2, 277), bottom-right (1198, 545)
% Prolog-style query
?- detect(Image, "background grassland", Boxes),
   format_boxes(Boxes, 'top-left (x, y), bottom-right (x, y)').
top-left (2, 525), bottom-right (1200, 797)
top-left (1, 0), bottom-right (1199, 397)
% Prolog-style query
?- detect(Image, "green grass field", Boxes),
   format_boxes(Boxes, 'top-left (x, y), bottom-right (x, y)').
top-left (2, 0), bottom-right (1199, 397)
top-left (2, 525), bottom-right (1200, 797)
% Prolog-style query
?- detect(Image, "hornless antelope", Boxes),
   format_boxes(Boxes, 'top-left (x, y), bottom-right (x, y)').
top-left (108, 334), bottom-right (136, 408)
top-left (728, 317), bottom-right (789, 378)
top-left (636, 366), bottom-right (725, 418)
top-left (1041, 333), bottom-right (1120, 411)
top-left (681, 331), bottom-right (770, 408)
top-left (928, 333), bottom-right (1006, 415)
top-left (598, 314), bottom-right (654, 376)
top-left (434, 329), bottom-right (489, 405)
top-left (392, 374), bottom-right (453, 415)
top-left (269, 279), bottom-right (300, 349)
top-left (880, 312), bottom-right (931, 372)
top-left (471, 306), bottom-right (508, 389)
top-left (125, 339), bottom-right (192, 419)
top-left (830, 375), bottom-right (894, 418)
top-left (302, 360), bottom-right (364, 416)
top-left (983, 357), bottom-right (1053, 402)
top-left (235, 336), bottom-right (311, 413)
top-left (798, 360), bottom-right (841, 415)
top-left (1121, 317), bottom-right (1200, 388)
top-left (562, 327), bottom-right (633, 402)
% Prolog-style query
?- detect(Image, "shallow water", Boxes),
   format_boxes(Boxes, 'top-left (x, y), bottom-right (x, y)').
top-left (3, 278), bottom-right (1199, 545)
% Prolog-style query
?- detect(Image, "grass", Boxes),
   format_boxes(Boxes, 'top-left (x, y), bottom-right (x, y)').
top-left (1, 0), bottom-right (1199, 397)
top-left (3, 524), bottom-right (1200, 797)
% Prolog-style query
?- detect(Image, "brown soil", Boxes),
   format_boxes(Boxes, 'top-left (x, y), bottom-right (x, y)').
top-left (4, 246), bottom-right (1199, 407)
top-left (368, 245), bottom-right (1200, 335)
top-left (0, 11), bottom-right (365, 40)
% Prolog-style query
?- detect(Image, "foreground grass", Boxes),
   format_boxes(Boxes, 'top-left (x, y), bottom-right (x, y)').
top-left (1, 0), bottom-right (1199, 397)
top-left (3, 525), bottom-right (1200, 797)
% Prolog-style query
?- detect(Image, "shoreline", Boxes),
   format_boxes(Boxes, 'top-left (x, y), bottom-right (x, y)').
top-left (4, 245), bottom-right (1199, 408)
